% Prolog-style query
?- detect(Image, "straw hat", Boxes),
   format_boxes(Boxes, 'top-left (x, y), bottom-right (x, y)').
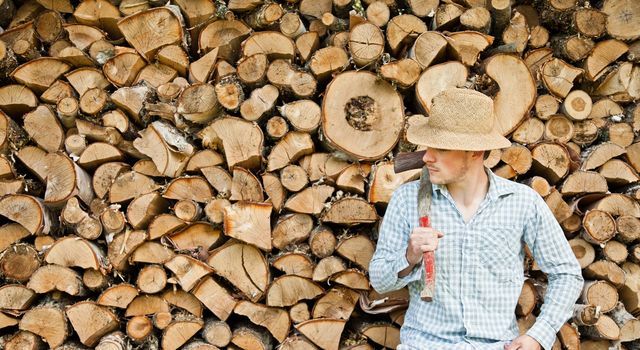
top-left (407, 88), bottom-right (511, 151)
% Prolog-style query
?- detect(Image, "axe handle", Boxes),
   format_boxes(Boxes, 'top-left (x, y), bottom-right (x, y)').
top-left (419, 216), bottom-right (436, 302)
top-left (394, 151), bottom-right (426, 173)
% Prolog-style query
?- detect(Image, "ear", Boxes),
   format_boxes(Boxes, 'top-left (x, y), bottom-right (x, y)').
top-left (470, 151), bottom-right (485, 159)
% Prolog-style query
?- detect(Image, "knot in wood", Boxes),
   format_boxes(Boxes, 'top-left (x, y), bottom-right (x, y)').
top-left (344, 96), bottom-right (378, 131)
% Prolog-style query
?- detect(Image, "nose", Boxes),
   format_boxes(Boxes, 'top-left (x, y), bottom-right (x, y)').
top-left (422, 148), bottom-right (434, 164)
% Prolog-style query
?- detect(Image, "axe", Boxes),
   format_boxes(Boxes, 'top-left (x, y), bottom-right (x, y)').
top-left (395, 151), bottom-right (436, 301)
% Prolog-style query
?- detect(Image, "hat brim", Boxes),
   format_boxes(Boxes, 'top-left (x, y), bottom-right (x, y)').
top-left (407, 125), bottom-right (511, 151)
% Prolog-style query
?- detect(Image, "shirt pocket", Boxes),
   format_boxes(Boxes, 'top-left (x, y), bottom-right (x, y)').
top-left (476, 226), bottom-right (522, 284)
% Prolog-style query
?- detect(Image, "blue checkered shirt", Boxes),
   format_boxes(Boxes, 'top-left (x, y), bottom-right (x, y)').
top-left (369, 169), bottom-right (583, 350)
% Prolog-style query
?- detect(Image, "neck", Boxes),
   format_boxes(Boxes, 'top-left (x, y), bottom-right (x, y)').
top-left (446, 163), bottom-right (489, 207)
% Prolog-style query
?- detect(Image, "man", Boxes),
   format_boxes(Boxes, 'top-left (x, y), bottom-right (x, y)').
top-left (369, 88), bottom-right (583, 350)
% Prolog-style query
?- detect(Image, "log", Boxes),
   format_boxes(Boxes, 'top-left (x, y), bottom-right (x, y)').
top-left (19, 306), bottom-right (68, 348)
top-left (66, 302), bottom-right (118, 347)
top-left (207, 241), bottom-right (269, 302)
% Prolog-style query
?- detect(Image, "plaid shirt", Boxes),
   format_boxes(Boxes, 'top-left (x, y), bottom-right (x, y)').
top-left (369, 169), bottom-right (583, 350)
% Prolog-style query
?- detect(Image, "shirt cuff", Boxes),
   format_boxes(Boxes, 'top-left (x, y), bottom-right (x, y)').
top-left (393, 254), bottom-right (422, 284)
top-left (525, 318), bottom-right (556, 350)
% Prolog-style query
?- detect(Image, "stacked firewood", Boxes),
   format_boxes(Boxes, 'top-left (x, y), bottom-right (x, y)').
top-left (0, 0), bottom-right (638, 349)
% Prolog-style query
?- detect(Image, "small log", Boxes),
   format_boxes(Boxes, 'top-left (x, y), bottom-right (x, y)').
top-left (235, 301), bottom-right (290, 342)
top-left (583, 260), bottom-right (626, 288)
top-left (83, 268), bottom-right (109, 292)
top-left (560, 171), bottom-right (608, 197)
top-left (5, 330), bottom-right (44, 350)
top-left (136, 264), bottom-right (167, 294)
top-left (231, 167), bottom-right (264, 202)
top-left (446, 31), bottom-right (493, 67)
top-left (290, 302), bottom-right (311, 324)
top-left (126, 192), bottom-right (169, 229)
top-left (461, 7), bottom-right (491, 33)
top-left (23, 105), bottom-right (63, 152)
top-left (582, 210), bottom-right (616, 244)
top-left (27, 264), bottom-right (84, 296)
top-left (231, 324), bottom-right (273, 350)
top-left (0, 223), bottom-right (31, 253)
top-left (66, 301), bottom-right (119, 347)
top-left (279, 100), bottom-right (321, 133)
top-left (309, 225), bottom-right (337, 259)
top-left (284, 185), bottom-right (335, 215)
top-left (162, 317), bottom-right (203, 350)
top-left (312, 286), bottom-right (359, 319)
top-left (313, 256), bottom-right (347, 282)
top-left (379, 58), bottom-right (421, 89)
top-left (258, 174), bottom-right (284, 214)
top-left (0, 84), bottom-right (38, 118)
top-left (610, 301), bottom-right (640, 341)
top-left (321, 197), bottom-right (377, 225)
top-left (266, 275), bottom-right (324, 307)
top-left (280, 165), bottom-right (309, 192)
top-left (0, 284), bottom-right (36, 309)
top-left (581, 280), bottom-right (619, 313)
top-left (202, 319), bottom-right (232, 348)
top-left (127, 315), bottom-right (153, 343)
top-left (163, 289), bottom-right (203, 318)
top-left (164, 254), bottom-right (213, 291)
top-left (272, 213), bottom-right (313, 250)
top-left (133, 121), bottom-right (195, 177)
top-left (581, 142), bottom-right (626, 171)
top-left (164, 176), bottom-right (213, 203)
top-left (267, 131), bottom-right (314, 172)
top-left (600, 159), bottom-right (639, 186)
top-left (103, 52), bottom-right (146, 87)
top-left (117, 7), bottom-right (182, 61)
top-left (618, 216), bottom-right (640, 244)
top-left (204, 198), bottom-right (231, 225)
top-left (602, 0), bottom-right (640, 41)
top-left (201, 166), bottom-right (232, 198)
top-left (207, 241), bottom-right (269, 302)
top-left (569, 237), bottom-right (596, 269)
top-left (415, 61), bottom-right (468, 115)
top-left (541, 58), bottom-right (583, 98)
top-left (272, 252), bottom-right (313, 279)
top-left (223, 201), bottom-right (272, 251)
top-left (11, 57), bottom-right (71, 94)
top-left (580, 314), bottom-right (621, 341)
top-left (199, 116), bottom-right (263, 170)
top-left (192, 276), bottom-right (238, 321)
top-left (130, 241), bottom-right (176, 265)
top-left (125, 295), bottom-right (170, 317)
top-left (199, 19), bottom-right (250, 63)
top-left (97, 284), bottom-right (138, 309)
top-left (572, 304), bottom-right (600, 326)
top-left (0, 194), bottom-right (52, 235)
top-left (267, 59), bottom-right (316, 99)
top-left (19, 306), bottom-right (68, 348)
top-left (0, 243), bottom-right (40, 282)
top-left (295, 318), bottom-right (347, 350)
top-left (107, 229), bottom-right (147, 272)
top-left (240, 84), bottom-right (278, 122)
top-left (552, 35), bottom-right (594, 62)
top-left (295, 32), bottom-right (320, 62)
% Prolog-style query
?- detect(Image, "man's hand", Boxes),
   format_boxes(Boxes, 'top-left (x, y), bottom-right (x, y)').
top-left (504, 335), bottom-right (542, 350)
top-left (406, 227), bottom-right (444, 265)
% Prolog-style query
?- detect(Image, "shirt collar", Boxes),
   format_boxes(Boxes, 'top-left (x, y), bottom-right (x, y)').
top-left (432, 167), bottom-right (515, 200)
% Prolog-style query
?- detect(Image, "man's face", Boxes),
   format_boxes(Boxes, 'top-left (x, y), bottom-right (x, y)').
top-left (421, 148), bottom-right (473, 185)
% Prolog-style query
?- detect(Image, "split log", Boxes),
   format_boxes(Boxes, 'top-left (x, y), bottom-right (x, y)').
top-left (66, 302), bottom-right (119, 347)
top-left (19, 306), bottom-right (68, 348)
top-left (27, 265), bottom-right (85, 296)
top-left (207, 241), bottom-right (269, 302)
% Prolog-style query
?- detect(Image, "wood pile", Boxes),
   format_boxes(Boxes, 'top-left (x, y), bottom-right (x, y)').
top-left (0, 0), bottom-right (638, 349)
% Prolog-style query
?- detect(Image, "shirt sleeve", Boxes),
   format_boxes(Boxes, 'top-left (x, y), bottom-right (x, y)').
top-left (523, 194), bottom-right (584, 350)
top-left (369, 185), bottom-right (423, 294)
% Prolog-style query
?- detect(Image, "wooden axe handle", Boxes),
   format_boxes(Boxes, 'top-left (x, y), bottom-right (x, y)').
top-left (419, 216), bottom-right (435, 302)
top-left (394, 151), bottom-right (426, 173)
